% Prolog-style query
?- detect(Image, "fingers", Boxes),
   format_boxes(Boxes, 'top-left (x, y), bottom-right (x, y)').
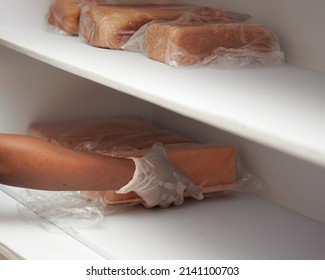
top-left (186, 182), bottom-right (204, 200)
top-left (118, 143), bottom-right (204, 208)
top-left (175, 173), bottom-right (204, 201)
top-left (140, 182), bottom-right (185, 208)
top-left (142, 142), bottom-right (167, 163)
top-left (172, 193), bottom-right (184, 207)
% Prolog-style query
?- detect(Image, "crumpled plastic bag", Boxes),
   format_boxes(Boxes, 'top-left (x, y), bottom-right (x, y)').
top-left (17, 189), bottom-right (138, 230)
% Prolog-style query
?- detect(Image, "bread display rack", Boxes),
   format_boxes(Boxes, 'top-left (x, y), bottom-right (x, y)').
top-left (1, 0), bottom-right (325, 259)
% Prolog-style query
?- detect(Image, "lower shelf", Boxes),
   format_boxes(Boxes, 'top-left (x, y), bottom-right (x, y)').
top-left (0, 187), bottom-right (104, 260)
top-left (1, 184), bottom-right (325, 259)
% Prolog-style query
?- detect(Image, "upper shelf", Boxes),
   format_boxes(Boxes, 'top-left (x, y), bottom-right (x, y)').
top-left (1, 0), bottom-right (325, 168)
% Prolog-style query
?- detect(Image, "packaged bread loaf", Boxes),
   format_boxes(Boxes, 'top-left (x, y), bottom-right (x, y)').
top-left (47, 0), bottom-right (99, 35)
top-left (29, 117), bottom-right (239, 204)
top-left (147, 21), bottom-right (284, 66)
top-left (123, 13), bottom-right (284, 67)
top-left (79, 4), bottom-right (247, 49)
top-left (82, 143), bottom-right (238, 204)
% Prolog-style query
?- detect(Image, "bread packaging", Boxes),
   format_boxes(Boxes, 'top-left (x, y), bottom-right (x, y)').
top-left (47, 0), bottom-right (99, 35)
top-left (123, 12), bottom-right (284, 67)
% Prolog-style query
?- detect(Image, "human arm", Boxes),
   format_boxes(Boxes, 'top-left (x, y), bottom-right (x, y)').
top-left (0, 133), bottom-right (135, 191)
top-left (0, 134), bottom-right (203, 207)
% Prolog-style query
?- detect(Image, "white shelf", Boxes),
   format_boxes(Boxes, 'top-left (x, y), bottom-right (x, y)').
top-left (74, 193), bottom-right (325, 259)
top-left (1, 185), bottom-right (325, 259)
top-left (1, 1), bottom-right (325, 168)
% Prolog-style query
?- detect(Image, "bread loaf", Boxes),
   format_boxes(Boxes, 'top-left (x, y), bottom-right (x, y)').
top-left (79, 5), bottom-right (239, 49)
top-left (82, 143), bottom-right (237, 204)
top-left (29, 117), bottom-right (238, 204)
top-left (47, 0), bottom-right (99, 35)
top-left (145, 22), bottom-right (281, 66)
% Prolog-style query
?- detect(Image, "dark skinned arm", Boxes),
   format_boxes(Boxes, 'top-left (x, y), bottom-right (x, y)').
top-left (0, 134), bottom-right (135, 191)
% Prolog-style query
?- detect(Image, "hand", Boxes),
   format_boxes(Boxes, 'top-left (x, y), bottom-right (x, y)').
top-left (116, 143), bottom-right (203, 208)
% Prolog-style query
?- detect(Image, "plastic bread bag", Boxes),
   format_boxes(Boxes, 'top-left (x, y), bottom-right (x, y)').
top-left (46, 0), bottom-right (100, 35)
top-left (123, 13), bottom-right (285, 68)
top-left (82, 143), bottom-right (266, 206)
top-left (18, 190), bottom-right (106, 229)
top-left (17, 189), bottom-right (138, 230)
top-left (79, 4), bottom-right (250, 49)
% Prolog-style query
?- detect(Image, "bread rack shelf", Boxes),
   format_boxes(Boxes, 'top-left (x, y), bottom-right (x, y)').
top-left (1, 1), bottom-right (325, 168)
top-left (1, 0), bottom-right (325, 260)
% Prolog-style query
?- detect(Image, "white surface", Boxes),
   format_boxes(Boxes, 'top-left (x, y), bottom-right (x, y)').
top-left (0, 188), bottom-right (105, 260)
top-left (0, 44), bottom-right (155, 134)
top-left (2, 185), bottom-right (325, 260)
top-left (1, 1), bottom-right (325, 168)
top-left (73, 193), bottom-right (325, 260)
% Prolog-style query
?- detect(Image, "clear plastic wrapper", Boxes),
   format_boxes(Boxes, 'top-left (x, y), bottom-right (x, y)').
top-left (18, 189), bottom-right (138, 230)
top-left (123, 13), bottom-right (285, 67)
top-left (46, 0), bottom-right (100, 35)
top-left (79, 4), bottom-right (249, 49)
top-left (18, 189), bottom-right (106, 229)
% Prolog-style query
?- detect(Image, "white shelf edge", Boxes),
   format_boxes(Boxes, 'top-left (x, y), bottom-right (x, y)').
top-left (1, 25), bottom-right (325, 169)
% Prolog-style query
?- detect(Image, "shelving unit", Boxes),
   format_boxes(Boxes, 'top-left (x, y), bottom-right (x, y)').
top-left (1, 0), bottom-right (325, 259)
